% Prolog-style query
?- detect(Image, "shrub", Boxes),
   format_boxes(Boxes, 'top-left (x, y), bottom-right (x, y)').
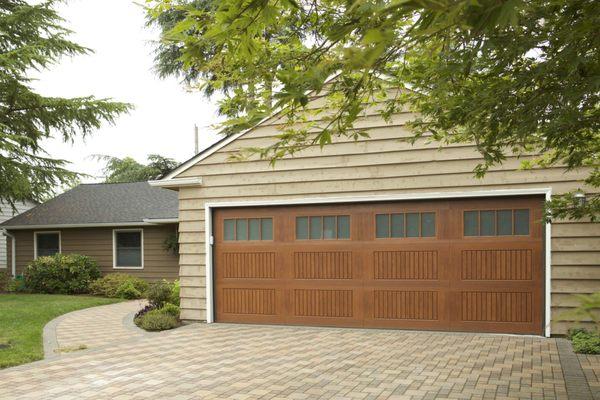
top-left (115, 281), bottom-right (142, 299)
top-left (572, 330), bottom-right (600, 354)
top-left (135, 309), bottom-right (179, 331)
top-left (24, 254), bottom-right (100, 294)
top-left (170, 280), bottom-right (180, 306)
top-left (0, 271), bottom-right (10, 292)
top-left (134, 303), bottom-right (157, 320)
top-left (6, 275), bottom-right (27, 293)
top-left (160, 303), bottom-right (180, 318)
top-left (147, 280), bottom-right (173, 308)
top-left (89, 273), bottom-right (148, 298)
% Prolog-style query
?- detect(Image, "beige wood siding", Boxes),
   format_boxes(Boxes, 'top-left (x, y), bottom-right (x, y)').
top-left (173, 111), bottom-right (599, 335)
top-left (0, 201), bottom-right (35, 269)
top-left (6, 224), bottom-right (179, 281)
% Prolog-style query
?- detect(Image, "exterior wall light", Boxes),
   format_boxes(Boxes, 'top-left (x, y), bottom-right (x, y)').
top-left (574, 191), bottom-right (587, 207)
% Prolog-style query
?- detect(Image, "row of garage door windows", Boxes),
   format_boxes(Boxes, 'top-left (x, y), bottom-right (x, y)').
top-left (223, 208), bottom-right (530, 241)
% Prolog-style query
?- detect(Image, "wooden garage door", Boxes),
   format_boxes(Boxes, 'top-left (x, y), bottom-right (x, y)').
top-left (213, 196), bottom-right (544, 334)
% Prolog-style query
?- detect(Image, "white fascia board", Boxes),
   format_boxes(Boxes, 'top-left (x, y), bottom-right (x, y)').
top-left (148, 177), bottom-right (203, 187)
top-left (2, 221), bottom-right (160, 230)
top-left (142, 218), bottom-right (178, 224)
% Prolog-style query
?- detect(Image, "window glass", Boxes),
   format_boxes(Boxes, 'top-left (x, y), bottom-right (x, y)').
top-left (224, 219), bottom-right (235, 241)
top-left (116, 231), bottom-right (141, 267)
top-left (36, 233), bottom-right (59, 257)
top-left (376, 214), bottom-right (389, 238)
top-left (421, 212), bottom-right (436, 237)
top-left (323, 216), bottom-right (336, 239)
top-left (337, 216), bottom-right (350, 239)
top-left (309, 216), bottom-right (322, 239)
top-left (480, 211), bottom-right (495, 236)
top-left (296, 217), bottom-right (309, 239)
top-left (236, 219), bottom-right (248, 240)
top-left (464, 211), bottom-right (479, 236)
top-left (261, 218), bottom-right (273, 240)
top-left (248, 218), bottom-right (260, 240)
top-left (497, 210), bottom-right (513, 235)
top-left (514, 209), bottom-right (530, 235)
top-left (406, 213), bottom-right (420, 237)
top-left (391, 214), bottom-right (405, 238)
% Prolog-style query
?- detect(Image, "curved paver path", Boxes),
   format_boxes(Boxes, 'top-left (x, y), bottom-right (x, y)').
top-left (43, 299), bottom-right (147, 357)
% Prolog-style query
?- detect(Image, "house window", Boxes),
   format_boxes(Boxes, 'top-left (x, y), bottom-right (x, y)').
top-left (223, 218), bottom-right (273, 241)
top-left (113, 229), bottom-right (143, 269)
top-left (34, 232), bottom-right (61, 258)
top-left (295, 215), bottom-right (350, 240)
top-left (464, 209), bottom-right (530, 236)
top-left (376, 212), bottom-right (436, 238)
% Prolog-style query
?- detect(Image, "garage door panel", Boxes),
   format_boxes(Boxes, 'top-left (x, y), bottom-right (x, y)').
top-left (286, 287), bottom-right (365, 327)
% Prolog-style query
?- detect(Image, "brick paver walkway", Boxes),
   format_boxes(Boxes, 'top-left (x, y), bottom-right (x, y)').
top-left (579, 354), bottom-right (600, 399)
top-left (44, 300), bottom-right (146, 356)
top-left (0, 321), bottom-right (581, 399)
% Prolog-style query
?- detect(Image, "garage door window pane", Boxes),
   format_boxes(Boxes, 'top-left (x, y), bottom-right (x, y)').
top-left (310, 216), bottom-right (322, 239)
top-left (421, 213), bottom-right (436, 237)
top-left (337, 216), bottom-right (350, 239)
top-left (236, 219), bottom-right (248, 240)
top-left (406, 213), bottom-right (420, 237)
top-left (296, 217), bottom-right (309, 239)
top-left (514, 209), bottom-right (530, 235)
top-left (480, 211), bottom-right (495, 236)
top-left (390, 214), bottom-right (404, 238)
top-left (224, 219), bottom-right (235, 241)
top-left (261, 218), bottom-right (273, 240)
top-left (497, 210), bottom-right (513, 235)
top-left (376, 214), bottom-right (389, 238)
top-left (248, 218), bottom-right (260, 240)
top-left (464, 211), bottom-right (479, 236)
top-left (323, 216), bottom-right (336, 239)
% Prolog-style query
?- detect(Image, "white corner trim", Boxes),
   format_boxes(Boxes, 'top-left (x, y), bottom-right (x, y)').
top-left (148, 177), bottom-right (203, 187)
top-left (112, 228), bottom-right (144, 270)
top-left (204, 187), bottom-right (553, 336)
top-left (33, 231), bottom-right (61, 260)
top-left (2, 230), bottom-right (16, 276)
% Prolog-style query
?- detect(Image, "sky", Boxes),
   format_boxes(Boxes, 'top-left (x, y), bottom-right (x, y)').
top-left (35, 0), bottom-right (223, 183)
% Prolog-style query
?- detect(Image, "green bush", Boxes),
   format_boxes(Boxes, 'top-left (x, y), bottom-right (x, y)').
top-left (170, 280), bottom-right (180, 306)
top-left (23, 254), bottom-right (101, 294)
top-left (115, 281), bottom-right (142, 299)
top-left (6, 275), bottom-right (27, 293)
top-left (135, 309), bottom-right (179, 331)
top-left (89, 273), bottom-right (148, 298)
top-left (160, 303), bottom-right (180, 318)
top-left (0, 271), bottom-right (10, 291)
top-left (572, 330), bottom-right (600, 354)
top-left (147, 280), bottom-right (173, 308)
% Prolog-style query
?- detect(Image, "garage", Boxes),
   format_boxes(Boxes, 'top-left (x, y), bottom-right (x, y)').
top-left (213, 196), bottom-right (544, 334)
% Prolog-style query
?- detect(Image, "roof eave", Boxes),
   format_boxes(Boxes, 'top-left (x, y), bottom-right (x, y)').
top-left (148, 177), bottom-right (203, 188)
top-left (1, 220), bottom-right (178, 230)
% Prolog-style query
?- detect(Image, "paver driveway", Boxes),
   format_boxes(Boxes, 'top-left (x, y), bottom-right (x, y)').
top-left (0, 320), bottom-right (576, 400)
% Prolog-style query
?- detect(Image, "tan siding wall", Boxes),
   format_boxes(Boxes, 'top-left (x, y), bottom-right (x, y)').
top-left (6, 224), bottom-right (179, 281)
top-left (174, 112), bottom-right (599, 334)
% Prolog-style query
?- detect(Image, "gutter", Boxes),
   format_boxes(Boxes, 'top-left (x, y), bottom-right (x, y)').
top-left (2, 221), bottom-right (176, 230)
top-left (2, 229), bottom-right (16, 277)
top-left (148, 177), bottom-right (202, 188)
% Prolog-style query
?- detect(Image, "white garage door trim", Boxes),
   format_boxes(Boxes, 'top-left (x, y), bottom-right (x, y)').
top-left (204, 187), bottom-right (553, 336)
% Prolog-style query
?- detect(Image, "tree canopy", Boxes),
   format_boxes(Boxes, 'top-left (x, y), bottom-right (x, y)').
top-left (147, 0), bottom-right (599, 220)
top-left (0, 0), bottom-right (131, 207)
top-left (96, 154), bottom-right (178, 183)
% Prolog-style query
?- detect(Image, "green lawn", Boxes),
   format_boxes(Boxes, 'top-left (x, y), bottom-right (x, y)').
top-left (0, 294), bottom-right (122, 368)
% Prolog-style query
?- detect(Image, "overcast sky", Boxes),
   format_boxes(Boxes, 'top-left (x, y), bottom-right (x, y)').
top-left (35, 0), bottom-right (222, 183)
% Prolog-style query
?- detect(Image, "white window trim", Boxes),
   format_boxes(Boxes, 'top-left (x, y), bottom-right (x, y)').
top-left (33, 231), bottom-right (61, 259)
top-left (112, 228), bottom-right (144, 270)
top-left (204, 187), bottom-right (553, 337)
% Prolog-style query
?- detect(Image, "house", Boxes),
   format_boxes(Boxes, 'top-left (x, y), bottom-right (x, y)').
top-left (150, 98), bottom-right (599, 337)
top-left (1, 182), bottom-right (179, 280)
top-left (1, 201), bottom-right (36, 271)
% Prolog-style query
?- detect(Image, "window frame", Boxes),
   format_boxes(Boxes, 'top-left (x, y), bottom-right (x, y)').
top-left (462, 208), bottom-right (531, 237)
top-left (223, 217), bottom-right (274, 241)
top-left (295, 214), bottom-right (351, 241)
top-left (112, 228), bottom-right (144, 269)
top-left (374, 211), bottom-right (437, 239)
top-left (33, 231), bottom-right (61, 259)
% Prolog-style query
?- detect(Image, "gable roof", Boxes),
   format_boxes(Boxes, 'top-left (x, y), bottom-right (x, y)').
top-left (0, 182), bottom-right (178, 229)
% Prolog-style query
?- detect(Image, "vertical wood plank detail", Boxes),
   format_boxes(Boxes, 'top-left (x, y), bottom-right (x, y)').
top-left (294, 251), bottom-right (352, 279)
top-left (373, 251), bottom-right (438, 280)
top-left (461, 249), bottom-right (532, 280)
top-left (223, 252), bottom-right (276, 278)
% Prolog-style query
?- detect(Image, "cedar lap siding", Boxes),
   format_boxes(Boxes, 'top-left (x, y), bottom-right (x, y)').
top-left (2, 182), bottom-right (180, 281)
top-left (155, 104), bottom-right (598, 336)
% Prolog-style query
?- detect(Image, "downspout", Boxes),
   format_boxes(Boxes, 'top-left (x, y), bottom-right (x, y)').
top-left (2, 229), bottom-right (16, 277)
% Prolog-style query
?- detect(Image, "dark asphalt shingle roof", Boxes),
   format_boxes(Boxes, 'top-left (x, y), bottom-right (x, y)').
top-left (0, 182), bottom-right (178, 228)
